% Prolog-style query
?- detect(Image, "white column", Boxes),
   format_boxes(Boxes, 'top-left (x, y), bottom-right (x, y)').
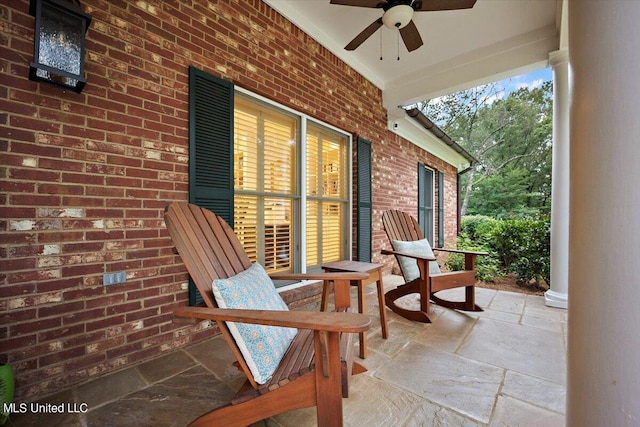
top-left (545, 49), bottom-right (569, 309)
top-left (567, 2), bottom-right (640, 426)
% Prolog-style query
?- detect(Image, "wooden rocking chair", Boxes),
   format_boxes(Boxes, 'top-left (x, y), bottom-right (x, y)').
top-left (164, 202), bottom-right (371, 427)
top-left (381, 209), bottom-right (485, 323)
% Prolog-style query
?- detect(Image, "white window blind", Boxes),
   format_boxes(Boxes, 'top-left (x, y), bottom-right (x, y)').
top-left (234, 97), bottom-right (297, 272)
top-left (306, 124), bottom-right (347, 269)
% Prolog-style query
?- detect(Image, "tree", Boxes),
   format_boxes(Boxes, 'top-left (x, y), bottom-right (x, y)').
top-left (416, 80), bottom-right (553, 217)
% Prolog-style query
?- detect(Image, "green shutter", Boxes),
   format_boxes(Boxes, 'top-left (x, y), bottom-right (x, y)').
top-left (418, 163), bottom-right (426, 232)
top-left (188, 66), bottom-right (234, 305)
top-left (438, 171), bottom-right (444, 247)
top-left (356, 137), bottom-right (372, 262)
top-left (418, 163), bottom-right (434, 245)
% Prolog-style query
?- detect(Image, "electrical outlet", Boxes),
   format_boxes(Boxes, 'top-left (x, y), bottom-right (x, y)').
top-left (103, 271), bottom-right (126, 286)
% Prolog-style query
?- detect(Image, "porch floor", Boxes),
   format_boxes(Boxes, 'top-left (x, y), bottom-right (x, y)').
top-left (9, 276), bottom-right (567, 427)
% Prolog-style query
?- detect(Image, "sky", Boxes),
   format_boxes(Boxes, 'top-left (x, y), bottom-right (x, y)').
top-left (503, 67), bottom-right (552, 94)
top-left (479, 66), bottom-right (552, 105)
top-left (416, 67), bottom-right (553, 111)
top-left (418, 67), bottom-right (553, 124)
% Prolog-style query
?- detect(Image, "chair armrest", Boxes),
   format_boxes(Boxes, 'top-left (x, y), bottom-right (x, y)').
top-left (381, 248), bottom-right (436, 262)
top-left (174, 306), bottom-right (371, 333)
top-left (269, 272), bottom-right (369, 281)
top-left (432, 248), bottom-right (488, 256)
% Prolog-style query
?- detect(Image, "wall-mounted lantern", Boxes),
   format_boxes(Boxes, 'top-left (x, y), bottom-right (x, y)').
top-left (29, 0), bottom-right (92, 93)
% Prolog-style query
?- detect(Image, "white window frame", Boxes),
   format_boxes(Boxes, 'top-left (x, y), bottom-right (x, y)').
top-left (235, 87), bottom-right (352, 290)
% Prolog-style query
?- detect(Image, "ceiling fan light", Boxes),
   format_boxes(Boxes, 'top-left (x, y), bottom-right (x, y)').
top-left (382, 5), bottom-right (413, 29)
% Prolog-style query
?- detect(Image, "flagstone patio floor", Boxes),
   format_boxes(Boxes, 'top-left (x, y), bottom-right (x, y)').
top-left (8, 275), bottom-right (567, 426)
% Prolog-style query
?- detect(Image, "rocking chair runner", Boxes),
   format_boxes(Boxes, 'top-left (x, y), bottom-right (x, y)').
top-left (381, 209), bottom-right (486, 323)
top-left (164, 202), bottom-right (371, 427)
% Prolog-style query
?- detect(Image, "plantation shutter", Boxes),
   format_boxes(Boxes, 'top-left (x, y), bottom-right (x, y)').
top-left (188, 66), bottom-right (234, 305)
top-left (357, 137), bottom-right (372, 262)
top-left (417, 163), bottom-right (434, 245)
top-left (438, 171), bottom-right (444, 247)
top-left (307, 125), bottom-right (347, 269)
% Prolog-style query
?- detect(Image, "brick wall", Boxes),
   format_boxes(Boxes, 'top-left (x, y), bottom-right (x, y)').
top-left (0, 0), bottom-right (458, 401)
top-left (371, 132), bottom-right (459, 271)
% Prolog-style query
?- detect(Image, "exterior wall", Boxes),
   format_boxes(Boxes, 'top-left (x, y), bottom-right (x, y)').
top-left (0, 0), bottom-right (458, 401)
top-left (371, 132), bottom-right (459, 272)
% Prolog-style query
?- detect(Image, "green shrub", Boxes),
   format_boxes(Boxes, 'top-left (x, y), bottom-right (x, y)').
top-left (488, 217), bottom-right (550, 286)
top-left (460, 215), bottom-right (499, 244)
top-left (452, 215), bottom-right (550, 287)
top-left (444, 233), bottom-right (500, 282)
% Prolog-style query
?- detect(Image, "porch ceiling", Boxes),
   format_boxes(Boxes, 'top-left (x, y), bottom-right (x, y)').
top-left (264, 0), bottom-right (564, 120)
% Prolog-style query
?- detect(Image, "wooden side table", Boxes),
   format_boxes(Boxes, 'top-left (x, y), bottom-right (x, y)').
top-left (321, 260), bottom-right (389, 359)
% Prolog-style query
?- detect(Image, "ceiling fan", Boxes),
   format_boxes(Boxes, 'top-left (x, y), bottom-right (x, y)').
top-left (330, 0), bottom-right (477, 53)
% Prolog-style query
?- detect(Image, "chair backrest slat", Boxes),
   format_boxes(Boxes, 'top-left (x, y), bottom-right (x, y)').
top-left (165, 203), bottom-right (218, 307)
top-left (164, 202), bottom-right (259, 389)
top-left (382, 210), bottom-right (424, 243)
top-left (190, 204), bottom-right (249, 278)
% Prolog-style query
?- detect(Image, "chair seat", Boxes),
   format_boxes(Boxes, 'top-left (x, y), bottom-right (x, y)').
top-left (262, 328), bottom-right (315, 392)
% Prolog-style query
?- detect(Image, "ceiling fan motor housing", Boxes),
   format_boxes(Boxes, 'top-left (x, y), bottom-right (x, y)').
top-left (382, 4), bottom-right (413, 29)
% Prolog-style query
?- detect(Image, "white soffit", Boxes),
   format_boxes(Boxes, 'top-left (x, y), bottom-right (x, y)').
top-left (389, 116), bottom-right (471, 171)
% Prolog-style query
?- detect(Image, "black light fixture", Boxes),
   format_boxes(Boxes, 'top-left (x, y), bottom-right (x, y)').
top-left (29, 0), bottom-right (92, 93)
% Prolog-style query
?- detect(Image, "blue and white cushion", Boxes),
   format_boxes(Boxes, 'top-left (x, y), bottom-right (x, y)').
top-left (211, 263), bottom-right (297, 384)
top-left (391, 238), bottom-right (442, 282)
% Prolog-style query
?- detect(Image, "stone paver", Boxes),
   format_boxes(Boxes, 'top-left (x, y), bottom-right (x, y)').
top-left (458, 317), bottom-right (566, 385)
top-left (8, 276), bottom-right (567, 427)
top-left (490, 395), bottom-right (565, 427)
top-left (377, 343), bottom-right (505, 424)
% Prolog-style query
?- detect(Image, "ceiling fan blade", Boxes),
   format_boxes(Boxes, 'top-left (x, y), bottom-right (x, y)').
top-left (399, 20), bottom-right (423, 52)
top-left (330, 0), bottom-right (384, 8)
top-left (413, 0), bottom-right (477, 12)
top-left (345, 18), bottom-right (383, 50)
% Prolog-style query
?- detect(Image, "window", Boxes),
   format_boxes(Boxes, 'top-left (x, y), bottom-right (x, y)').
top-left (306, 124), bottom-right (348, 269)
top-left (418, 163), bottom-right (434, 245)
top-left (233, 93), bottom-right (350, 276)
top-left (234, 96), bottom-right (298, 272)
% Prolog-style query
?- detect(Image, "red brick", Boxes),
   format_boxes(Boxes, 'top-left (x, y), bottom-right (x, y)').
top-left (38, 158), bottom-right (85, 173)
top-left (39, 346), bottom-right (86, 367)
top-left (38, 324), bottom-right (85, 343)
top-left (62, 263), bottom-right (104, 278)
top-left (38, 183), bottom-right (85, 196)
top-left (106, 301), bottom-right (142, 315)
top-left (1, 334), bottom-right (38, 353)
top-left (11, 141), bottom-right (61, 158)
top-left (64, 352), bottom-right (106, 371)
top-left (85, 315), bottom-right (126, 333)
top-left (12, 317), bottom-right (62, 335)
top-left (0, 283), bottom-right (36, 298)
top-left (106, 341), bottom-right (143, 359)
top-left (0, 180), bottom-right (35, 193)
top-left (0, 257), bottom-right (37, 272)
top-left (9, 168), bottom-right (61, 182)
top-left (64, 331), bottom-right (115, 353)
top-left (38, 231), bottom-right (86, 244)
top-left (10, 115), bottom-right (61, 133)
top-left (62, 306), bottom-right (105, 325)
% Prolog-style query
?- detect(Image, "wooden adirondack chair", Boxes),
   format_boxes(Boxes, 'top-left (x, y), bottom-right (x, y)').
top-left (381, 209), bottom-right (485, 323)
top-left (164, 202), bottom-right (371, 427)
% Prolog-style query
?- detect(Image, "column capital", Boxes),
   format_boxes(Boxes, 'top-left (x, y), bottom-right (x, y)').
top-left (549, 49), bottom-right (569, 68)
